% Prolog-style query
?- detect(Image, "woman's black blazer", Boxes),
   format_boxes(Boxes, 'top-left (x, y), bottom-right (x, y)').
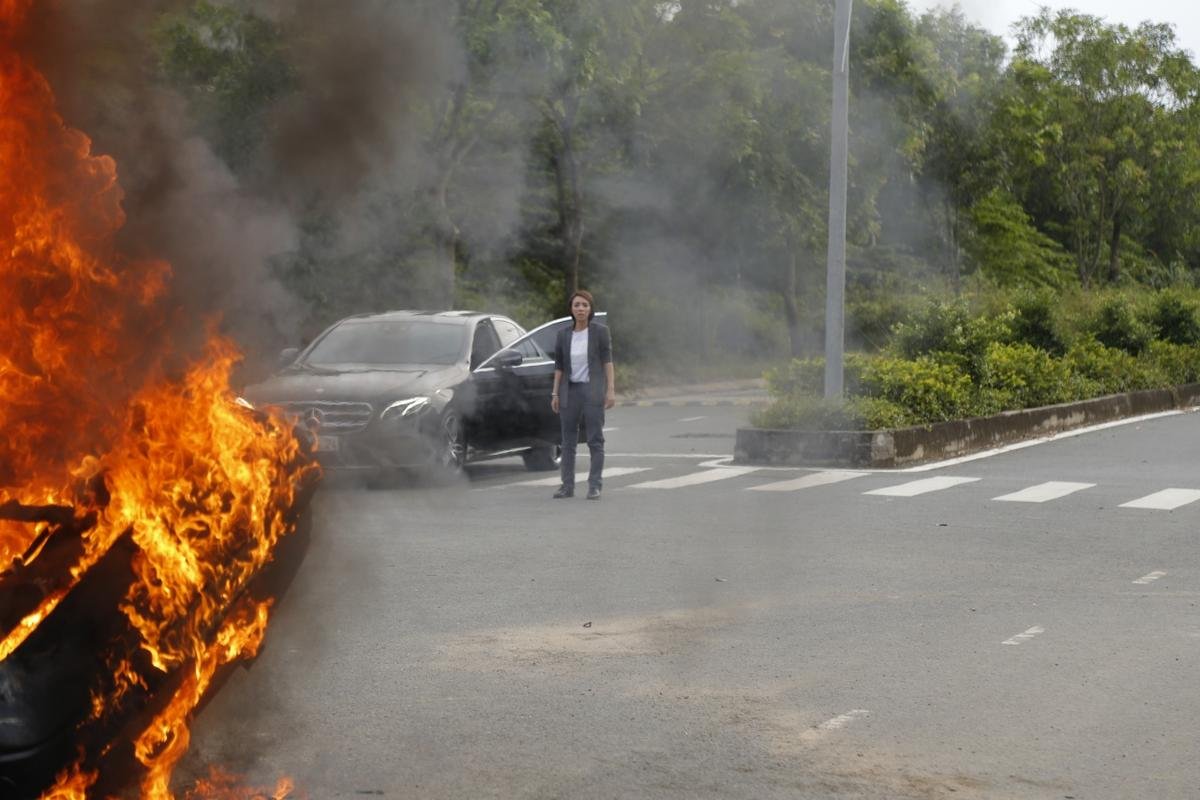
top-left (553, 321), bottom-right (613, 405)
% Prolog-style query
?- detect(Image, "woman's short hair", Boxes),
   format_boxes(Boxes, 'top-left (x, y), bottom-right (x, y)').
top-left (569, 289), bottom-right (596, 321)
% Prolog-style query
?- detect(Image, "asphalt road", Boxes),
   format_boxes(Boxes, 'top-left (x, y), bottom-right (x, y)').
top-left (179, 401), bottom-right (1200, 799)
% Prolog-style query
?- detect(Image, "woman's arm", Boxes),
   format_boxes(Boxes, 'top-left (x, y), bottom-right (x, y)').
top-left (603, 362), bottom-right (615, 409)
top-left (551, 369), bottom-right (562, 414)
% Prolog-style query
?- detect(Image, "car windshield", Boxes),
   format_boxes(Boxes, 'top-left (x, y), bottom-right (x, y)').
top-left (304, 320), bottom-right (467, 367)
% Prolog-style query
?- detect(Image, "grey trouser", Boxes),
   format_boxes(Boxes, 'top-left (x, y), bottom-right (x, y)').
top-left (560, 387), bottom-right (605, 490)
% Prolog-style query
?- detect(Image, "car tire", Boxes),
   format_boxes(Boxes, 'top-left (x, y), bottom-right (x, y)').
top-left (522, 445), bottom-right (561, 472)
top-left (433, 409), bottom-right (466, 477)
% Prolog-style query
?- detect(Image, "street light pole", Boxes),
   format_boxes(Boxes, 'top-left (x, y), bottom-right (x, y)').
top-left (824, 0), bottom-right (853, 399)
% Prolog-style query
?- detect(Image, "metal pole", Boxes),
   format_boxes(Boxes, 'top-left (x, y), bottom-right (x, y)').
top-left (824, 0), bottom-right (852, 399)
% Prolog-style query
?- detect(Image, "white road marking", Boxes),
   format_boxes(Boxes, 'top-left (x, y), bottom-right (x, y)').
top-left (799, 709), bottom-right (870, 744)
top-left (1120, 489), bottom-right (1200, 510)
top-left (606, 452), bottom-right (729, 459)
top-left (507, 467), bottom-right (651, 487)
top-left (993, 481), bottom-right (1095, 503)
top-left (864, 476), bottom-right (980, 497)
top-left (1002, 626), bottom-right (1044, 645)
top-left (1133, 571), bottom-right (1167, 585)
top-left (679, 416), bottom-right (707, 423)
top-left (603, 427), bottom-right (619, 432)
top-left (747, 470), bottom-right (868, 492)
top-left (628, 466), bottom-right (760, 490)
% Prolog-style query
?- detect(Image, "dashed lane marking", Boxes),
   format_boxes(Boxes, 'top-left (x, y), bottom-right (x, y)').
top-left (992, 481), bottom-right (1095, 503)
top-left (627, 466), bottom-right (760, 490)
top-left (1119, 489), bottom-right (1200, 511)
top-left (863, 476), bottom-right (980, 497)
top-left (679, 416), bottom-right (707, 423)
top-left (1002, 626), bottom-right (1045, 646)
top-left (1133, 571), bottom-right (1167, 585)
top-left (747, 470), bottom-right (868, 492)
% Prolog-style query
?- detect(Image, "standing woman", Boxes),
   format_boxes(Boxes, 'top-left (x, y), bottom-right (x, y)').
top-left (550, 290), bottom-right (615, 499)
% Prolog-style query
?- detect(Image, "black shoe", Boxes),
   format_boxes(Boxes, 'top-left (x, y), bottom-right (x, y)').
top-left (586, 486), bottom-right (601, 500)
top-left (553, 486), bottom-right (574, 499)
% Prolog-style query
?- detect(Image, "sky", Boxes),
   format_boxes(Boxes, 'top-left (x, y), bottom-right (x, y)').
top-left (909, 0), bottom-right (1200, 60)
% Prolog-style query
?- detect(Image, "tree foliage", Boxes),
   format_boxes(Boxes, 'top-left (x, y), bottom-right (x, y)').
top-left (147, 0), bottom-right (1200, 366)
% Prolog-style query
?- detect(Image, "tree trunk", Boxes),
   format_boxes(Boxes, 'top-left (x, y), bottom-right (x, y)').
top-left (430, 176), bottom-right (458, 308)
top-left (552, 118), bottom-right (583, 301)
top-left (781, 251), bottom-right (803, 358)
top-left (1107, 215), bottom-right (1122, 284)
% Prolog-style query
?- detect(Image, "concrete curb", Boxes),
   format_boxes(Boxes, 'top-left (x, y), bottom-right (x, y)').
top-left (734, 382), bottom-right (1200, 468)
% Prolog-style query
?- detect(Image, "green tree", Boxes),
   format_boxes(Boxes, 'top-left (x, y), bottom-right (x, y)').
top-left (1010, 11), bottom-right (1199, 285)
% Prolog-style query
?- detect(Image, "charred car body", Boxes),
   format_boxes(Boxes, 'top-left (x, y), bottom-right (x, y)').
top-left (242, 310), bottom-right (597, 475)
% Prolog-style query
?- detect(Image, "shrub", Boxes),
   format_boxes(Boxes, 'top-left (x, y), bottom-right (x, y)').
top-left (1009, 288), bottom-right (1067, 355)
top-left (1149, 289), bottom-right (1200, 345)
top-left (890, 299), bottom-right (973, 360)
top-left (1085, 296), bottom-right (1153, 355)
top-left (857, 355), bottom-right (974, 423)
top-left (764, 358), bottom-right (823, 398)
top-left (1062, 339), bottom-right (1150, 395)
top-left (889, 298), bottom-right (1014, 378)
top-left (750, 394), bottom-right (913, 431)
top-left (1142, 340), bottom-right (1200, 385)
top-left (976, 342), bottom-right (1071, 411)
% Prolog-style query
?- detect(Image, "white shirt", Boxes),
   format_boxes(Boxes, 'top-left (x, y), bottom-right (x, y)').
top-left (569, 329), bottom-right (589, 383)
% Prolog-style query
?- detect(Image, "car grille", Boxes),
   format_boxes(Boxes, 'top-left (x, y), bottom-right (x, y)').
top-left (277, 401), bottom-right (374, 434)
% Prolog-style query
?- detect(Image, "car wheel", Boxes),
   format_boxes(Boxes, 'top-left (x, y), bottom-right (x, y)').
top-left (522, 444), bottom-right (561, 472)
top-left (433, 409), bottom-right (466, 475)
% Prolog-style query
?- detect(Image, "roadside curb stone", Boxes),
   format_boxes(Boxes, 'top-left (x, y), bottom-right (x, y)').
top-left (734, 382), bottom-right (1200, 468)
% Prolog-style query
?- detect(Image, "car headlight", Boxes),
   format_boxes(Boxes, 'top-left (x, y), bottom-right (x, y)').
top-left (380, 396), bottom-right (431, 421)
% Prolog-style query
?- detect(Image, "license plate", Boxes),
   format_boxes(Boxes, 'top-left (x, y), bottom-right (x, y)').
top-left (315, 435), bottom-right (339, 452)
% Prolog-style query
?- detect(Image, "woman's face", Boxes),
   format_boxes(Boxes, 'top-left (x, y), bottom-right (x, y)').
top-left (571, 295), bottom-right (591, 324)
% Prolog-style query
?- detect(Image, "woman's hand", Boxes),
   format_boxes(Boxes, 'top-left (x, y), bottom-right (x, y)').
top-left (551, 395), bottom-right (560, 414)
top-left (604, 390), bottom-right (616, 410)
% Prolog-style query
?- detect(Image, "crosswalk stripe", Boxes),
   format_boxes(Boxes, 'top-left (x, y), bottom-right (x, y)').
top-left (509, 467), bottom-right (651, 488)
top-left (628, 466), bottom-right (759, 490)
top-left (864, 476), bottom-right (980, 497)
top-left (1119, 489), bottom-right (1200, 510)
top-left (747, 470), bottom-right (867, 492)
top-left (993, 481), bottom-right (1095, 503)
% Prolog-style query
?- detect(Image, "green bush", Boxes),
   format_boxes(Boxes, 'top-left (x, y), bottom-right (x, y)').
top-left (763, 358), bottom-right (824, 398)
top-left (1085, 296), bottom-right (1153, 355)
top-left (1149, 290), bottom-right (1200, 345)
top-left (1062, 339), bottom-right (1150, 395)
top-left (1142, 340), bottom-right (1200, 385)
top-left (976, 342), bottom-right (1072, 411)
top-left (890, 298), bottom-right (1014, 378)
top-left (750, 394), bottom-right (914, 431)
top-left (857, 355), bottom-right (974, 422)
top-left (1009, 288), bottom-right (1067, 355)
top-left (756, 287), bottom-right (1200, 432)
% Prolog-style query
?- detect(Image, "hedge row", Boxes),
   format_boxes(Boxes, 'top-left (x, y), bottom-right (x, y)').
top-left (754, 288), bottom-right (1200, 430)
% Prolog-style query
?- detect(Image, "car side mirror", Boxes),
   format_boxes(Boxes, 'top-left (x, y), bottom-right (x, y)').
top-left (493, 349), bottom-right (523, 369)
top-left (278, 347), bottom-right (300, 368)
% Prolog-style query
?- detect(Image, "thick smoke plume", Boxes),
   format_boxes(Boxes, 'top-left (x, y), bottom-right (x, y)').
top-left (17, 0), bottom-right (464, 376)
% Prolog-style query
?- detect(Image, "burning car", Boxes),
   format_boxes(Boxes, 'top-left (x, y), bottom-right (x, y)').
top-left (1, 5), bottom-right (320, 797)
top-left (242, 310), bottom-right (604, 477)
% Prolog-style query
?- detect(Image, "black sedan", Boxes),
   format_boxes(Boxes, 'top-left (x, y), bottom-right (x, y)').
top-left (242, 310), bottom-right (596, 475)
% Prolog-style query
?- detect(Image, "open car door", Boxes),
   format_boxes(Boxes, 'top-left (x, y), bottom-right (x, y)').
top-left (477, 312), bottom-right (607, 447)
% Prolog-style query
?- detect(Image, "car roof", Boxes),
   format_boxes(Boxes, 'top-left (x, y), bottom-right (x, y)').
top-left (335, 310), bottom-right (494, 325)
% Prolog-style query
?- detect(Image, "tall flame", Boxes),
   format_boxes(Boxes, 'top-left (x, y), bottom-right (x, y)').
top-left (1, 4), bottom-right (317, 798)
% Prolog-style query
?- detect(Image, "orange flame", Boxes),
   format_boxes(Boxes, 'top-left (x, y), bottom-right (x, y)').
top-left (1, 5), bottom-right (317, 799)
